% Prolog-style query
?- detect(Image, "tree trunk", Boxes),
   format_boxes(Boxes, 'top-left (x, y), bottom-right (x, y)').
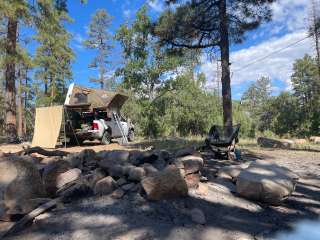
top-left (24, 68), bottom-right (28, 135)
top-left (17, 69), bottom-right (23, 138)
top-left (5, 18), bottom-right (18, 140)
top-left (219, 0), bottom-right (233, 127)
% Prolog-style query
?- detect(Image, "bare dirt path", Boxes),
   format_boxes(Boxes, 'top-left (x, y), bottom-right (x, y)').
top-left (1, 143), bottom-right (320, 240)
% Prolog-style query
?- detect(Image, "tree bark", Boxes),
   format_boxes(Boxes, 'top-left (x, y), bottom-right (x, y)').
top-left (17, 69), bottom-right (23, 138)
top-left (219, 0), bottom-right (233, 127)
top-left (5, 18), bottom-right (18, 140)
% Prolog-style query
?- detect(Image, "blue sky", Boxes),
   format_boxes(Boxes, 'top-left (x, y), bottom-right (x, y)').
top-left (58, 0), bottom-right (314, 99)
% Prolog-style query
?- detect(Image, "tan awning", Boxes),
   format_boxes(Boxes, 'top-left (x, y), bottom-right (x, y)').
top-left (32, 105), bottom-right (63, 148)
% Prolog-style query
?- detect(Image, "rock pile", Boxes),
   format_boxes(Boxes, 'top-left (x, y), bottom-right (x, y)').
top-left (0, 147), bottom-right (205, 221)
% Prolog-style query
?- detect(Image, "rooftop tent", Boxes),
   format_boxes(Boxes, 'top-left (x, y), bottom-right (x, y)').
top-left (32, 85), bottom-right (129, 148)
top-left (64, 84), bottom-right (128, 110)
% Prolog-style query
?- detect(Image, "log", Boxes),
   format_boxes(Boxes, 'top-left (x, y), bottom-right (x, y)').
top-left (19, 146), bottom-right (68, 157)
top-left (3, 197), bottom-right (62, 238)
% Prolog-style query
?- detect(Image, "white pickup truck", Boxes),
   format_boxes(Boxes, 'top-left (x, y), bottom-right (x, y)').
top-left (63, 84), bottom-right (134, 145)
top-left (64, 110), bottom-right (134, 145)
top-left (90, 112), bottom-right (134, 144)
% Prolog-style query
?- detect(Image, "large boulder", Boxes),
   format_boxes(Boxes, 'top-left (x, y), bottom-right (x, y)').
top-left (257, 137), bottom-right (292, 149)
top-left (141, 165), bottom-right (188, 200)
top-left (174, 155), bottom-right (204, 175)
top-left (0, 156), bottom-right (46, 219)
top-left (310, 136), bottom-right (320, 144)
top-left (43, 160), bottom-right (71, 196)
top-left (236, 160), bottom-right (298, 205)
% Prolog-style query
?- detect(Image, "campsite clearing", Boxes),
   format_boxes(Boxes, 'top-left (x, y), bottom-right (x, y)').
top-left (0, 140), bottom-right (319, 240)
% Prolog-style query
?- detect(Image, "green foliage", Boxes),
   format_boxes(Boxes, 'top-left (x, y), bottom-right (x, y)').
top-left (256, 55), bottom-right (320, 137)
top-left (83, 9), bottom-right (114, 90)
top-left (34, 0), bottom-right (74, 106)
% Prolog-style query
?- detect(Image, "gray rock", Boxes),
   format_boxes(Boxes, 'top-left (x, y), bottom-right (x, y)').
top-left (106, 150), bottom-right (130, 162)
top-left (236, 160), bottom-right (297, 205)
top-left (128, 167), bottom-right (146, 182)
top-left (121, 183), bottom-right (136, 191)
top-left (43, 160), bottom-right (71, 196)
top-left (0, 156), bottom-right (46, 219)
top-left (141, 165), bottom-right (188, 201)
top-left (94, 176), bottom-right (117, 196)
top-left (153, 157), bottom-right (167, 170)
top-left (116, 178), bottom-right (127, 186)
top-left (109, 164), bottom-right (125, 178)
top-left (142, 163), bottom-right (158, 176)
top-left (56, 168), bottom-right (82, 189)
top-left (174, 155), bottom-right (204, 175)
top-left (111, 188), bottom-right (125, 199)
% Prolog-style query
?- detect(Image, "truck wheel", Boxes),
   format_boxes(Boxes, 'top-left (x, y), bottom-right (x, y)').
top-left (101, 131), bottom-right (111, 145)
top-left (128, 130), bottom-right (135, 142)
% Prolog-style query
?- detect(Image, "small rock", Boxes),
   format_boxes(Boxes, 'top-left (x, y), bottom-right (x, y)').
top-left (111, 188), bottom-right (125, 199)
top-left (116, 178), bottom-right (127, 186)
top-left (121, 183), bottom-right (136, 191)
top-left (56, 168), bottom-right (82, 189)
top-left (190, 208), bottom-right (206, 225)
top-left (174, 155), bottom-right (204, 175)
top-left (153, 157), bottom-right (167, 170)
top-left (106, 150), bottom-right (130, 162)
top-left (94, 176), bottom-right (117, 196)
top-left (122, 164), bottom-right (136, 176)
top-left (128, 167), bottom-right (146, 182)
top-left (142, 163), bottom-right (158, 176)
top-left (109, 164), bottom-right (124, 178)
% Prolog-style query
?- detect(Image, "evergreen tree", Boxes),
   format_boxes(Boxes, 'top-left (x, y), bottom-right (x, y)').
top-left (83, 9), bottom-right (114, 90)
top-left (34, 0), bottom-right (74, 105)
top-left (155, 0), bottom-right (275, 127)
top-left (0, 0), bottom-right (30, 140)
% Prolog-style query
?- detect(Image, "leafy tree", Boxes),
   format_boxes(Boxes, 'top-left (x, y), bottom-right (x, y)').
top-left (83, 9), bottom-right (114, 90)
top-left (155, 0), bottom-right (275, 127)
top-left (34, 0), bottom-right (74, 105)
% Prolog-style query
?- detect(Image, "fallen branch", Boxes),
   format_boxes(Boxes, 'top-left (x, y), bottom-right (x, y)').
top-left (19, 146), bottom-right (69, 157)
top-left (3, 197), bottom-right (62, 238)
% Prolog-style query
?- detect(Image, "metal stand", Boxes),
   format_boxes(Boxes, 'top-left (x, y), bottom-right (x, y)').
top-left (113, 112), bottom-right (128, 144)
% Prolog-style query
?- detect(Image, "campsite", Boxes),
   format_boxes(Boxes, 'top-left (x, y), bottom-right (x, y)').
top-left (0, 1), bottom-right (320, 240)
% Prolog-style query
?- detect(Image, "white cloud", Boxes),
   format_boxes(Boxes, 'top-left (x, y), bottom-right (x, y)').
top-left (201, 0), bottom-right (315, 96)
top-left (148, 0), bottom-right (165, 12)
top-left (123, 9), bottom-right (132, 19)
top-left (271, 0), bottom-right (310, 32)
top-left (201, 31), bottom-right (313, 91)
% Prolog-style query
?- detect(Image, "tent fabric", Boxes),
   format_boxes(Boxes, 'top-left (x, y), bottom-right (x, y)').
top-left (32, 106), bottom-right (64, 148)
top-left (66, 85), bottom-right (128, 110)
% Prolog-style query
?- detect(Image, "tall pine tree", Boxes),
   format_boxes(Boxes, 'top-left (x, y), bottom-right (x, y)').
top-left (155, 0), bottom-right (275, 127)
top-left (34, 0), bottom-right (74, 105)
top-left (83, 9), bottom-right (114, 90)
top-left (0, 0), bottom-right (29, 140)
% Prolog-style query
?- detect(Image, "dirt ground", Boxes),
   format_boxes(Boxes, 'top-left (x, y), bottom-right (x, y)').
top-left (0, 140), bottom-right (320, 240)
